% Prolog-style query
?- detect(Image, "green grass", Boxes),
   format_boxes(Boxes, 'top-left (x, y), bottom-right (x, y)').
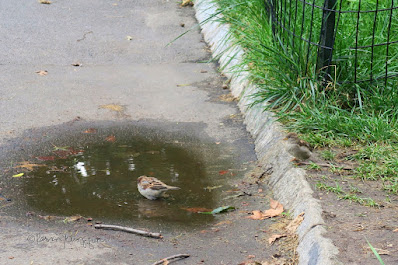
top-left (317, 182), bottom-right (379, 207)
top-left (213, 0), bottom-right (398, 197)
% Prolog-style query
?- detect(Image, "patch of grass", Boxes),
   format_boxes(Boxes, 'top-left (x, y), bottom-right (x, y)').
top-left (339, 194), bottom-right (379, 207)
top-left (317, 182), bottom-right (379, 207)
top-left (316, 182), bottom-right (343, 194)
top-left (321, 150), bottom-right (336, 161)
top-left (213, 0), bottom-right (398, 199)
top-left (306, 162), bottom-right (321, 170)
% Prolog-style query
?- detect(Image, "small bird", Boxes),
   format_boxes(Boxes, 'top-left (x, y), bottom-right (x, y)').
top-left (137, 175), bottom-right (180, 200)
top-left (284, 132), bottom-right (313, 161)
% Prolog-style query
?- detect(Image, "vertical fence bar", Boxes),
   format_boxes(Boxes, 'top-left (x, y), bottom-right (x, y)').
top-left (304, 0), bottom-right (317, 76)
top-left (370, 0), bottom-right (379, 82)
top-left (317, 0), bottom-right (337, 82)
top-left (354, 0), bottom-right (362, 83)
top-left (385, 0), bottom-right (394, 87)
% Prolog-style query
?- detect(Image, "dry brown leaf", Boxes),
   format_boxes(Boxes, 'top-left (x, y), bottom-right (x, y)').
top-left (268, 234), bottom-right (287, 245)
top-left (285, 212), bottom-right (305, 234)
top-left (39, 0), bottom-right (51, 4)
top-left (36, 70), bottom-right (48, 76)
top-left (181, 0), bottom-right (193, 7)
top-left (262, 200), bottom-right (284, 218)
top-left (219, 93), bottom-right (236, 102)
top-left (393, 228), bottom-right (398, 232)
top-left (269, 198), bottom-right (279, 209)
top-left (15, 161), bottom-right (44, 171)
top-left (247, 210), bottom-right (265, 220)
top-left (64, 215), bottom-right (82, 222)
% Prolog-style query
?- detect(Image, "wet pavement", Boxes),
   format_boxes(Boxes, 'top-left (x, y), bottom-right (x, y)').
top-left (0, 1), bottom-right (278, 264)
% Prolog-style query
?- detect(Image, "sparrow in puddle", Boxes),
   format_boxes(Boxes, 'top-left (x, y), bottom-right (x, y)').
top-left (137, 175), bottom-right (180, 200)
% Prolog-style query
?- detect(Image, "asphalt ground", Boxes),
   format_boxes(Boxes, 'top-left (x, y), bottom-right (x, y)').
top-left (0, 1), bottom-right (281, 264)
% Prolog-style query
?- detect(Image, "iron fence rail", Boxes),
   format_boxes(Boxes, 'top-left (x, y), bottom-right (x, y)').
top-left (265, 0), bottom-right (398, 86)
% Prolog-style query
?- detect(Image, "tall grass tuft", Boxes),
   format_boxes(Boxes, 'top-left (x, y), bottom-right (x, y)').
top-left (214, 0), bottom-right (398, 145)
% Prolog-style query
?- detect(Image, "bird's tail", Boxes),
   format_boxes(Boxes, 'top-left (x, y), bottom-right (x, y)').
top-left (167, 185), bottom-right (180, 190)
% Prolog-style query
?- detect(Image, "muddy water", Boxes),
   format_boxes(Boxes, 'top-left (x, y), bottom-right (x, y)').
top-left (3, 122), bottom-right (253, 230)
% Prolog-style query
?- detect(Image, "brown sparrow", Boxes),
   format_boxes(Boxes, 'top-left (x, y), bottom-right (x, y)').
top-left (284, 132), bottom-right (313, 161)
top-left (137, 175), bottom-right (180, 200)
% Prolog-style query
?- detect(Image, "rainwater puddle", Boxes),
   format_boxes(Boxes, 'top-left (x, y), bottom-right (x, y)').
top-left (4, 123), bottom-right (254, 230)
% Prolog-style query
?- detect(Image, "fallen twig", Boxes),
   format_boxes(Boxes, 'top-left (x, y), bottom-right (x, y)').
top-left (152, 254), bottom-right (190, 265)
top-left (94, 224), bottom-right (162, 239)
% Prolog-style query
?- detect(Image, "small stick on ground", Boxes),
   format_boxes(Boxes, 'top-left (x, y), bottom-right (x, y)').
top-left (152, 254), bottom-right (190, 265)
top-left (94, 224), bottom-right (162, 239)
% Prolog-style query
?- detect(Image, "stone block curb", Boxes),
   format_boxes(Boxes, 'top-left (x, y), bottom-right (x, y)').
top-left (193, 1), bottom-right (341, 264)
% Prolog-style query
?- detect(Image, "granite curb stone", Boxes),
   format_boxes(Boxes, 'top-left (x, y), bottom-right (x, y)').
top-left (193, 1), bottom-right (341, 264)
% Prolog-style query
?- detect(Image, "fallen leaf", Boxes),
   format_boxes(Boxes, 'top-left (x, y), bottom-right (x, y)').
top-left (393, 228), bottom-right (398, 232)
top-left (219, 93), bottom-right (236, 102)
top-left (247, 199), bottom-right (284, 220)
top-left (36, 70), bottom-right (48, 75)
top-left (12, 173), bottom-right (24, 178)
top-left (71, 62), bottom-right (82, 67)
top-left (247, 210), bottom-right (265, 220)
top-left (105, 135), bottom-right (116, 142)
top-left (8, 257), bottom-right (14, 259)
top-left (219, 170), bottom-right (229, 175)
top-left (39, 0), bottom-right (51, 4)
top-left (126, 35), bottom-right (133, 40)
top-left (262, 199), bottom-right (284, 218)
top-left (285, 212), bottom-right (304, 234)
top-left (15, 161), bottom-right (44, 171)
top-left (269, 234), bottom-right (287, 245)
top-left (36, 156), bottom-right (56, 161)
top-left (64, 215), bottom-right (82, 223)
top-left (83, 128), bottom-right (97, 134)
top-left (269, 199), bottom-right (279, 209)
top-left (181, 0), bottom-right (193, 7)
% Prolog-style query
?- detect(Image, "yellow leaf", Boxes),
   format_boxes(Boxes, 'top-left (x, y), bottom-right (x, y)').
top-left (12, 173), bottom-right (24, 178)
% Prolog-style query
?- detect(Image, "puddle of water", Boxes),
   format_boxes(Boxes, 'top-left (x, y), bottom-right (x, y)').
top-left (5, 124), bottom-right (252, 230)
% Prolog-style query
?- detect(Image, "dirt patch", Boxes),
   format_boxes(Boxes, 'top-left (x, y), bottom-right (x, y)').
top-left (301, 148), bottom-right (398, 265)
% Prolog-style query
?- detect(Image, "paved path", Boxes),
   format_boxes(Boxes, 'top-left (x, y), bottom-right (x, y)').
top-left (0, 1), bottom-right (276, 264)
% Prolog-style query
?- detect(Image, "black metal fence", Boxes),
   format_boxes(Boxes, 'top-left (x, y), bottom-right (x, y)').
top-left (265, 0), bottom-right (398, 87)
